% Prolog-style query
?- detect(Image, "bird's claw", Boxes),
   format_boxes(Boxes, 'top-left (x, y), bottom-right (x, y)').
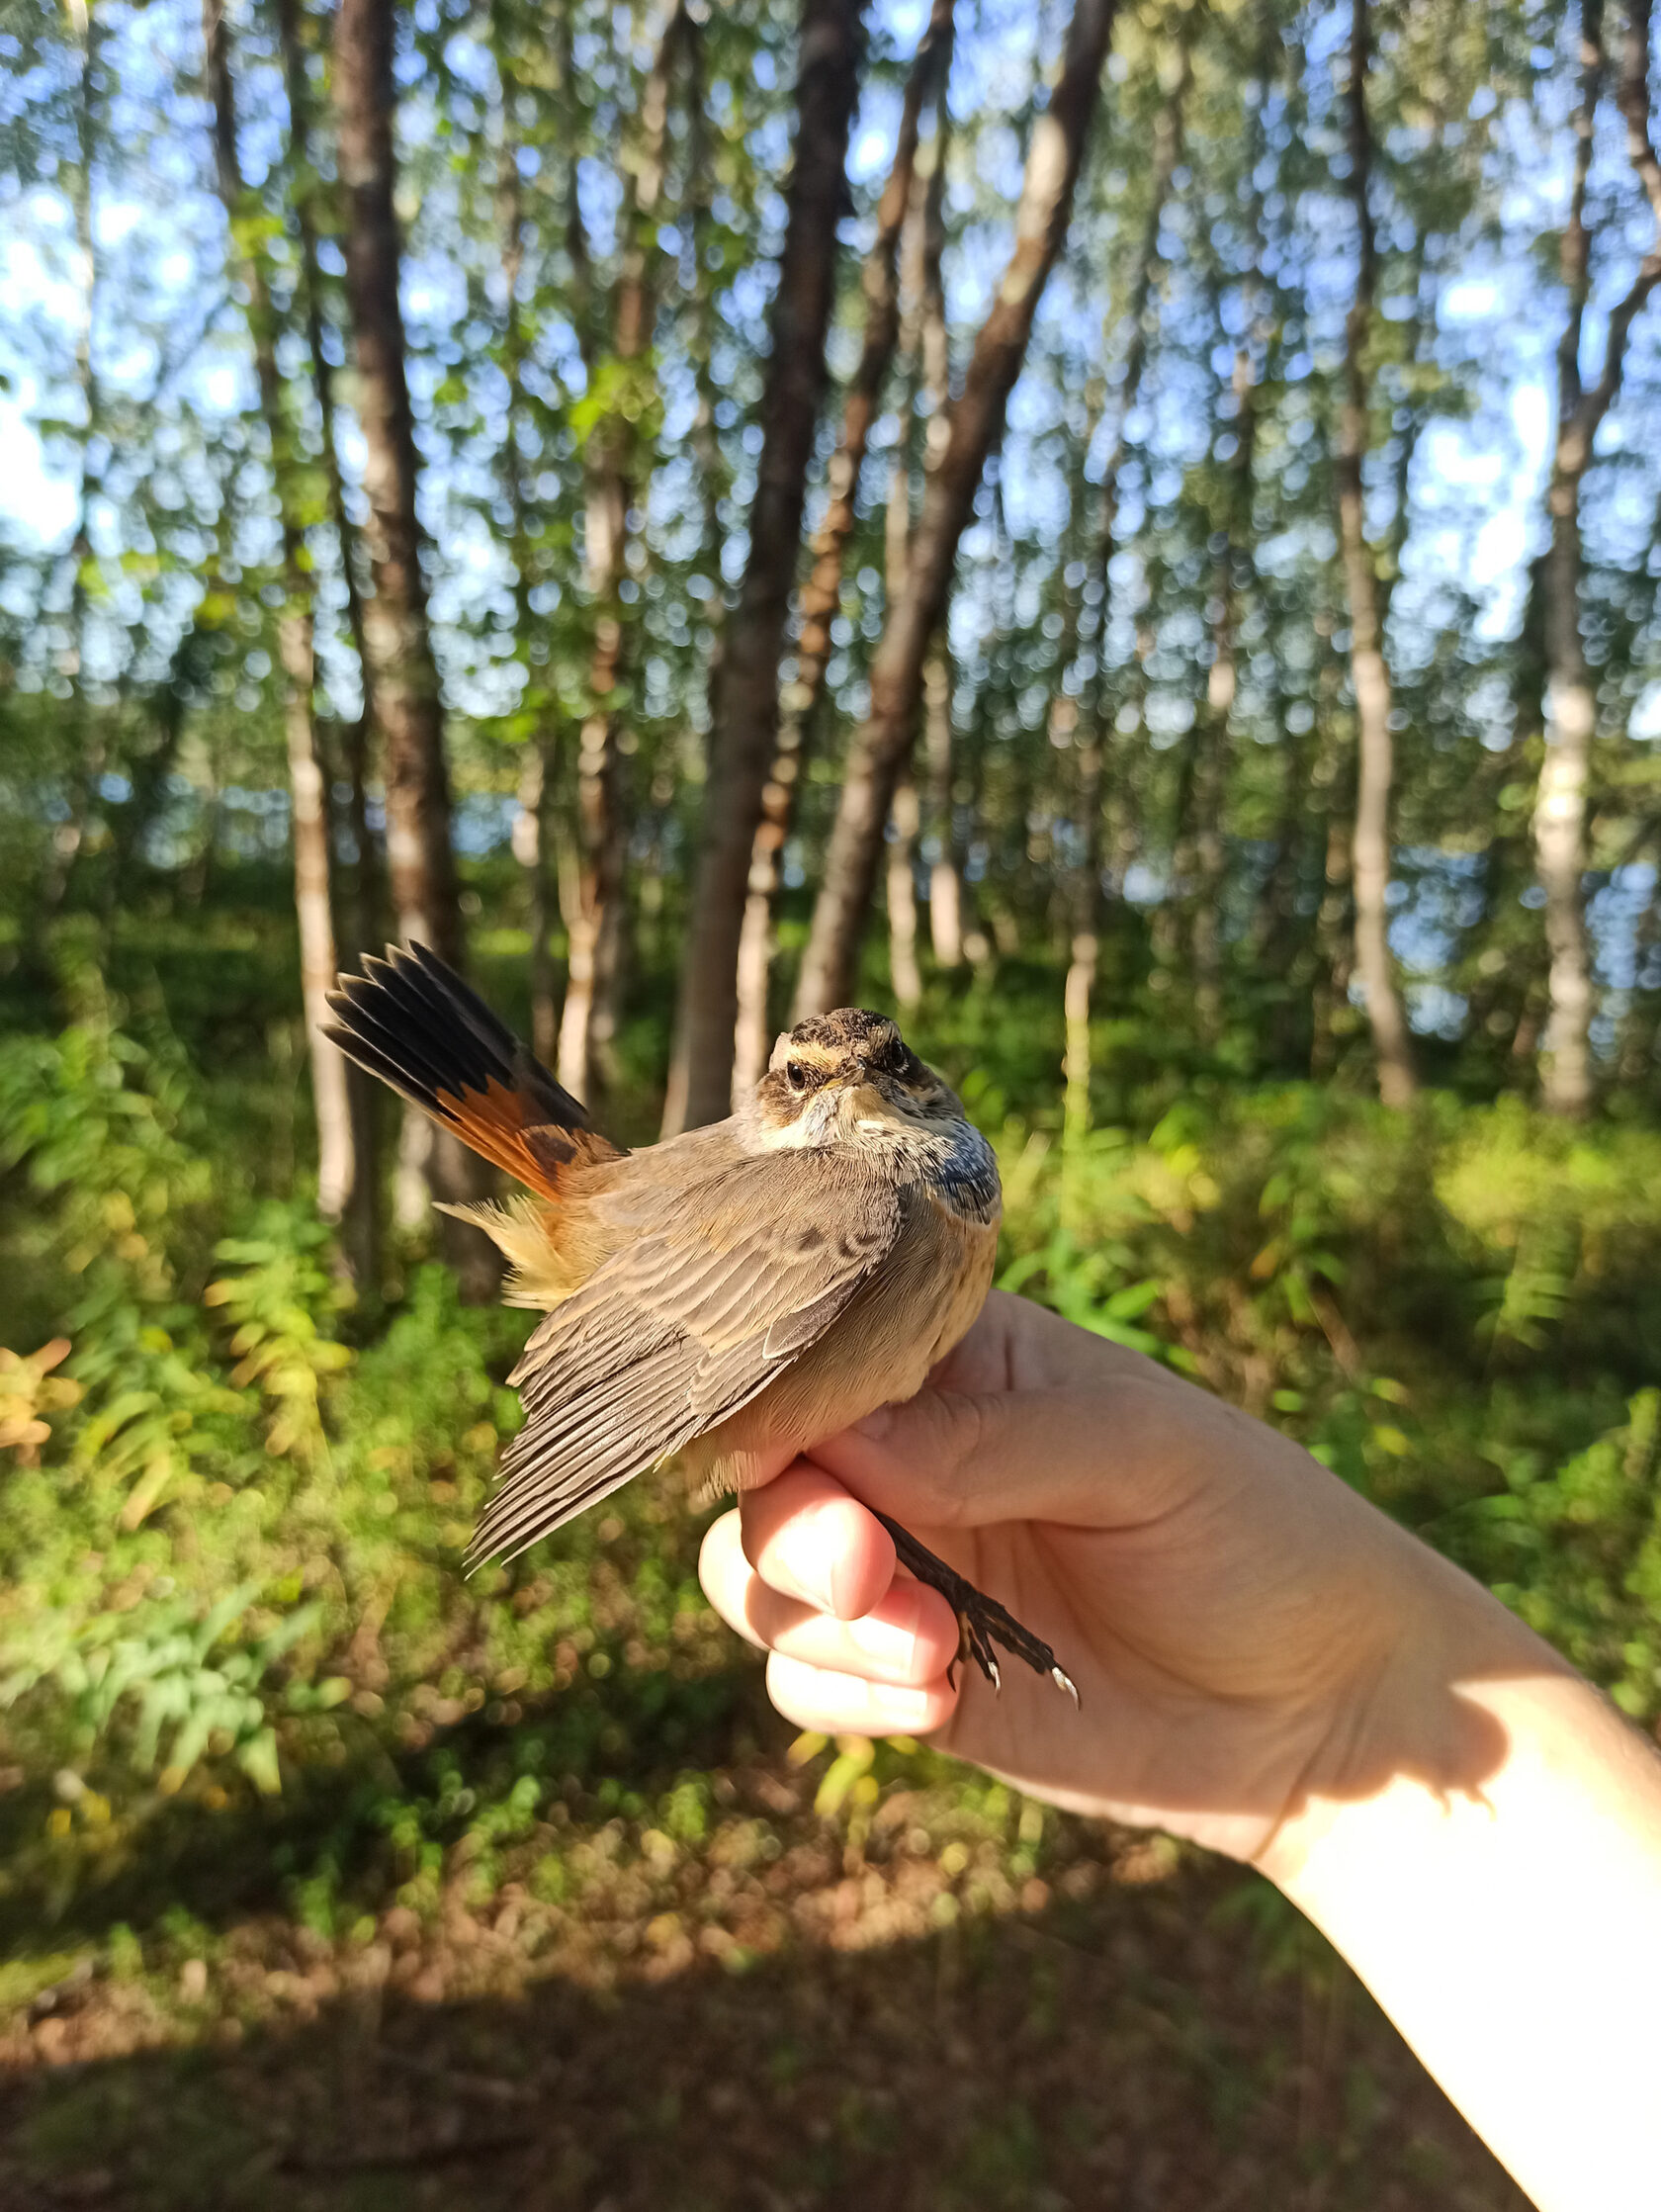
top-left (869, 1510), bottom-right (1078, 1706)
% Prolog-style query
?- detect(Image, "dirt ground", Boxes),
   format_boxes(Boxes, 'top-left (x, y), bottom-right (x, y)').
top-left (0, 1750), bottom-right (1530, 2212)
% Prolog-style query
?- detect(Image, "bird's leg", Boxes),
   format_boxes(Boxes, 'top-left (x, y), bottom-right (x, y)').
top-left (868, 1511), bottom-right (1079, 1704)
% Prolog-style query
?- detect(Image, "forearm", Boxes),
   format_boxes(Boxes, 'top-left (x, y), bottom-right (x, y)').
top-left (1263, 1580), bottom-right (1661, 2212)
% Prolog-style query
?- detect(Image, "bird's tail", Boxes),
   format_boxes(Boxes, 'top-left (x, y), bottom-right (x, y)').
top-left (323, 942), bottom-right (623, 1198)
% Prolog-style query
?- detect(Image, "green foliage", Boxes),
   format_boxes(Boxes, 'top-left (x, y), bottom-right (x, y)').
top-left (0, 981), bottom-right (742, 1861)
top-left (1457, 1391), bottom-right (1661, 1722)
top-left (999, 1084), bottom-right (1661, 1689)
top-left (1, 985), bottom-right (240, 1536)
top-left (6, 970), bottom-right (1661, 1855)
top-left (1, 1581), bottom-right (330, 1798)
top-left (0, 966), bottom-right (216, 1305)
top-left (1001, 1222), bottom-right (1173, 1361)
top-left (204, 1208), bottom-right (355, 1463)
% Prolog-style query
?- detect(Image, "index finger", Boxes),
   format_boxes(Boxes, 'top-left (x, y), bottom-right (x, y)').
top-left (806, 1371), bottom-right (1235, 1534)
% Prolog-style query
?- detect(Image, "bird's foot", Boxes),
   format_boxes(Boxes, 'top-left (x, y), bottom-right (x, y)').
top-left (869, 1511), bottom-right (1078, 1704)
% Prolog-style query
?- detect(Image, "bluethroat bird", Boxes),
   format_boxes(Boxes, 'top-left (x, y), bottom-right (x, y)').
top-left (325, 943), bottom-right (1075, 1697)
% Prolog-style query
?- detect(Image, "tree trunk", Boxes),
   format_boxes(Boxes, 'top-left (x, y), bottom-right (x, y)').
top-left (1062, 710), bottom-right (1104, 1148)
top-left (206, 0), bottom-right (357, 1230)
top-left (923, 651), bottom-right (963, 965)
top-left (1531, 6), bottom-right (1604, 1122)
top-left (915, 88), bottom-right (963, 970)
top-left (954, 475), bottom-right (1012, 974)
top-left (284, 664), bottom-right (357, 1221)
top-left (276, 0), bottom-right (376, 911)
top-left (794, 0), bottom-right (1119, 1018)
top-left (276, 0), bottom-right (384, 1325)
top-left (662, 0), bottom-right (870, 1131)
top-left (558, 598), bottom-right (627, 1106)
top-left (513, 739), bottom-right (559, 1068)
top-left (494, 106), bottom-right (561, 1071)
top-left (1053, 430), bottom-right (1095, 1141)
top-left (683, 10), bottom-right (730, 632)
top-left (887, 776), bottom-right (923, 1010)
top-left (332, 0), bottom-right (489, 1283)
top-left (727, 0), bottom-right (955, 1101)
top-left (333, 0), bottom-right (460, 964)
top-left (1187, 23), bottom-right (1272, 1046)
top-left (1532, 0), bottom-right (1661, 1115)
top-left (560, 4), bottom-right (684, 1106)
top-left (1533, 534), bottom-right (1598, 1117)
top-left (66, 0), bottom-right (100, 911)
top-left (1186, 584), bottom-right (1233, 1041)
top-left (1618, 841), bottom-right (1660, 1086)
top-left (39, 0), bottom-right (101, 935)
top-left (883, 329), bottom-right (923, 1009)
top-left (1309, 640), bottom-right (1355, 1081)
top-left (1187, 679), bottom-right (1228, 1043)
top-left (278, 0), bottom-right (382, 1278)
top-left (1062, 9), bottom-right (1189, 1134)
top-left (1256, 640), bottom-right (1318, 1073)
top-left (732, 879), bottom-right (779, 1103)
top-left (1335, 0), bottom-right (1416, 1106)
top-left (568, 727), bottom-right (629, 1113)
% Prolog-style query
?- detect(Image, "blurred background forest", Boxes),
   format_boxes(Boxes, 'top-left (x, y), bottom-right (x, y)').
top-left (0, 0), bottom-right (1658, 2198)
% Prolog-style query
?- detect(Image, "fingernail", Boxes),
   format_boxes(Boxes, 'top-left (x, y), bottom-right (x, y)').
top-left (849, 1610), bottom-right (918, 1673)
top-left (853, 1403), bottom-right (896, 1441)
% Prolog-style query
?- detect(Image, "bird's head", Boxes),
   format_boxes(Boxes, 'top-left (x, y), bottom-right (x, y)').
top-left (747, 1009), bottom-right (965, 1150)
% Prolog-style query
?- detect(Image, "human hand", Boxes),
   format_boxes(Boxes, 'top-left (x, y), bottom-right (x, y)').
top-left (699, 1289), bottom-right (1541, 1866)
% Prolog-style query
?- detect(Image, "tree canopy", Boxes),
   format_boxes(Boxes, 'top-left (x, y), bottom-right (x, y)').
top-left (2, 0), bottom-right (1657, 1137)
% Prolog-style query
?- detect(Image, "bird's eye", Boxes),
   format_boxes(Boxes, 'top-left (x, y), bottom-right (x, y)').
top-left (785, 1060), bottom-right (811, 1095)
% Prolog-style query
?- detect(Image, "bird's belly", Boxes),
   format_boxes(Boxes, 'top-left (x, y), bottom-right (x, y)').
top-left (684, 1204), bottom-right (998, 1498)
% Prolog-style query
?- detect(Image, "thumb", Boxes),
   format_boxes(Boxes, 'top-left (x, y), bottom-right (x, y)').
top-left (807, 1376), bottom-right (1183, 1534)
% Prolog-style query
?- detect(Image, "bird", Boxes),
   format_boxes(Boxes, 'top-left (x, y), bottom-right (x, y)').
top-left (322, 941), bottom-right (1076, 1699)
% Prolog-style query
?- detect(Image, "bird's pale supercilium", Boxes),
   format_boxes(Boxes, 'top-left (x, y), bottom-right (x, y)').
top-left (323, 944), bottom-right (1075, 1696)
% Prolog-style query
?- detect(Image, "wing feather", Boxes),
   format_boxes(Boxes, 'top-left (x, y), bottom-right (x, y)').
top-left (469, 1154), bottom-right (905, 1566)
top-left (477, 1340), bottom-right (706, 1565)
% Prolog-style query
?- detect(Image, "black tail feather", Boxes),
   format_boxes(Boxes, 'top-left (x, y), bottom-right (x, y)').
top-left (324, 942), bottom-right (588, 1130)
top-left (323, 943), bottom-right (612, 1193)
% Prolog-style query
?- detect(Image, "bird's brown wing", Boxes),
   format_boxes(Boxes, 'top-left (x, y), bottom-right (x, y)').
top-left (469, 1152), bottom-right (908, 1567)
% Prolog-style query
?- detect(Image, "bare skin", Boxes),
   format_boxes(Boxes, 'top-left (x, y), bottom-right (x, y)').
top-left (699, 1290), bottom-right (1661, 2212)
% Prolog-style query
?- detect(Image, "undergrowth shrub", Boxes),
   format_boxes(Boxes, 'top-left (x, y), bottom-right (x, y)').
top-left (2, 981), bottom-right (1659, 1922)
top-left (997, 1091), bottom-right (1661, 1719)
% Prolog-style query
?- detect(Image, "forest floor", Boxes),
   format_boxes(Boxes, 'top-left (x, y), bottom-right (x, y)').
top-left (0, 1730), bottom-right (1527, 2212)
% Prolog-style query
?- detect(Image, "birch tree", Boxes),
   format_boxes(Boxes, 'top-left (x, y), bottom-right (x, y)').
top-left (1531, 0), bottom-right (1661, 1115)
top-left (204, 0), bottom-right (356, 1229)
top-left (1334, 0), bottom-right (1417, 1106)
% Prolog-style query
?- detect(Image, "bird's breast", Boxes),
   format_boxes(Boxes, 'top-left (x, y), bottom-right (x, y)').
top-left (686, 1177), bottom-right (998, 1498)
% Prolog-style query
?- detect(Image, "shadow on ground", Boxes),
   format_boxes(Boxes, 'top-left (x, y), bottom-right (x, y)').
top-left (0, 1857), bottom-right (1527, 2212)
